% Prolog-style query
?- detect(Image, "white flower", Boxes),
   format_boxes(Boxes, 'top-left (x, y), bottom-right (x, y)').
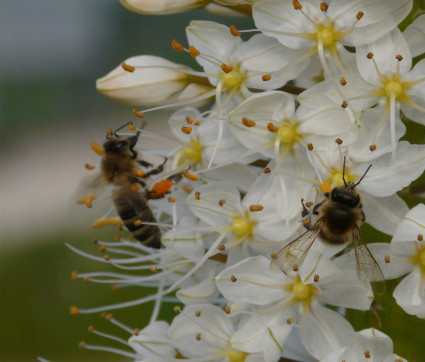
top-left (168, 304), bottom-right (265, 361)
top-left (322, 328), bottom-right (406, 362)
top-left (216, 255), bottom-right (372, 360)
top-left (253, 0), bottom-right (412, 75)
top-left (403, 14), bottom-right (425, 58)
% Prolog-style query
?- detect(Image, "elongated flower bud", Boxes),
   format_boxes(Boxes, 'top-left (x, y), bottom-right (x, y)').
top-left (119, 0), bottom-right (210, 15)
top-left (96, 55), bottom-right (210, 106)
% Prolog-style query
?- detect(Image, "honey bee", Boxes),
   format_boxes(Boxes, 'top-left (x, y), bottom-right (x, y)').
top-left (82, 123), bottom-right (176, 249)
top-left (271, 160), bottom-right (384, 287)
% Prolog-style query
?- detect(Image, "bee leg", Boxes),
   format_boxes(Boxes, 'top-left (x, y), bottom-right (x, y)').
top-left (141, 157), bottom-right (168, 178)
top-left (361, 209), bottom-right (366, 222)
top-left (129, 131), bottom-right (141, 159)
top-left (138, 160), bottom-right (154, 168)
top-left (312, 200), bottom-right (324, 215)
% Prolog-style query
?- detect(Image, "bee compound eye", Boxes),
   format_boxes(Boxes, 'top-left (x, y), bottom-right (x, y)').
top-left (112, 140), bottom-right (127, 151)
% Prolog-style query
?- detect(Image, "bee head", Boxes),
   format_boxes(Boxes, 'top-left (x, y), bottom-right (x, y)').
top-left (103, 131), bottom-right (140, 158)
top-left (330, 186), bottom-right (360, 208)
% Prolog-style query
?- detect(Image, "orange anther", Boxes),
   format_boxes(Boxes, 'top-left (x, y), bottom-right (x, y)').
top-left (249, 204), bottom-right (264, 212)
top-left (121, 62), bottom-right (135, 73)
top-left (263, 167), bottom-right (271, 174)
top-left (340, 77), bottom-right (347, 86)
top-left (221, 63), bottom-right (233, 73)
top-left (356, 11), bottom-right (364, 20)
top-left (132, 108), bottom-right (145, 118)
top-left (183, 170), bottom-right (199, 181)
top-left (195, 191), bottom-right (201, 200)
top-left (171, 39), bottom-right (184, 51)
top-left (91, 142), bottom-right (104, 156)
top-left (267, 123), bottom-right (279, 133)
top-left (262, 74), bottom-right (271, 81)
top-left (189, 45), bottom-right (200, 58)
top-left (107, 128), bottom-right (114, 137)
top-left (287, 317), bottom-right (295, 324)
top-left (335, 138), bottom-right (343, 145)
top-left (181, 126), bottom-right (192, 134)
top-left (229, 25), bottom-right (241, 37)
top-left (320, 2), bottom-right (328, 11)
top-left (70, 306), bottom-right (79, 315)
top-left (218, 199), bottom-right (226, 206)
top-left (341, 101), bottom-right (348, 108)
top-left (186, 116), bottom-right (197, 124)
top-left (135, 169), bottom-right (144, 177)
top-left (168, 196), bottom-right (175, 203)
top-left (307, 143), bottom-right (314, 151)
top-left (85, 163), bottom-right (95, 170)
top-left (384, 255), bottom-right (391, 263)
top-left (367, 52), bottom-right (374, 59)
top-left (242, 117), bottom-right (256, 127)
top-left (319, 182), bottom-right (331, 194)
top-left (71, 271), bottom-right (78, 280)
top-left (77, 194), bottom-right (96, 208)
top-left (369, 144), bottom-right (377, 151)
top-left (231, 275), bottom-right (237, 282)
top-left (153, 179), bottom-right (173, 194)
top-left (129, 123), bottom-right (136, 131)
top-left (293, 0), bottom-right (302, 10)
top-left (395, 54), bottom-right (403, 61)
top-left (92, 217), bottom-right (122, 229)
top-left (134, 219), bottom-right (142, 227)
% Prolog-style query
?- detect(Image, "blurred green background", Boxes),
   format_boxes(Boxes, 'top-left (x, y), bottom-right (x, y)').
top-left (1, 1), bottom-right (424, 361)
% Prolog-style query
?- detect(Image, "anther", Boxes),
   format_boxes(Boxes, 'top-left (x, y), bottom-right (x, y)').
top-left (249, 204), bottom-right (264, 212)
top-left (307, 143), bottom-right (314, 151)
top-left (183, 170), bottom-right (199, 181)
top-left (173, 306), bottom-right (181, 313)
top-left (134, 219), bottom-right (142, 227)
top-left (121, 62), bottom-right (135, 73)
top-left (367, 52), bottom-right (374, 59)
top-left (270, 252), bottom-right (277, 260)
top-left (132, 109), bottom-right (145, 118)
top-left (319, 182), bottom-right (331, 193)
top-left (218, 199), bottom-right (226, 207)
top-left (341, 101), bottom-right (348, 108)
top-left (100, 245), bottom-right (107, 253)
top-left (396, 54), bottom-right (403, 61)
top-left (305, 201), bottom-right (313, 207)
top-left (286, 317), bottom-right (295, 324)
top-left (335, 138), bottom-right (343, 145)
top-left (88, 325), bottom-right (94, 333)
top-left (196, 333), bottom-right (202, 341)
top-left (364, 350), bottom-right (371, 358)
top-left (104, 255), bottom-right (111, 261)
top-left (369, 144), bottom-right (377, 151)
top-left (107, 128), bottom-right (114, 137)
top-left (320, 2), bottom-right (328, 11)
top-left (263, 167), bottom-right (271, 174)
top-left (340, 77), bottom-right (347, 86)
top-left (189, 45), bottom-right (200, 58)
top-left (135, 169), bottom-right (144, 177)
top-left (218, 245), bottom-right (226, 251)
top-left (171, 40), bottom-right (184, 52)
top-left (85, 163), bottom-right (95, 170)
top-left (293, 0), bottom-right (302, 10)
top-left (168, 196), bottom-right (176, 203)
top-left (195, 310), bottom-right (201, 317)
top-left (293, 265), bottom-right (299, 272)
top-left (105, 313), bottom-right (113, 320)
top-left (70, 306), bottom-right (79, 315)
top-left (78, 341), bottom-right (86, 349)
top-left (267, 123), bottom-right (279, 133)
top-left (186, 116), bottom-right (197, 124)
top-left (93, 237), bottom-right (98, 244)
top-left (262, 74), bottom-right (271, 81)
top-left (418, 234), bottom-right (423, 241)
top-left (83, 276), bottom-right (89, 283)
top-left (91, 142), bottom-right (104, 156)
top-left (314, 274), bottom-right (320, 282)
top-left (92, 217), bottom-right (122, 228)
top-left (114, 234), bottom-right (121, 242)
top-left (129, 123), bottom-right (136, 131)
top-left (224, 305), bottom-right (231, 314)
top-left (181, 126), bottom-right (192, 134)
top-left (77, 195), bottom-right (97, 208)
top-left (229, 25), bottom-right (241, 37)
top-left (71, 270), bottom-right (78, 280)
top-left (195, 191), bottom-right (201, 200)
top-left (151, 265), bottom-right (157, 273)
top-left (384, 255), bottom-right (391, 263)
top-left (242, 117), bottom-right (256, 127)
top-left (133, 329), bottom-right (140, 336)
top-left (231, 275), bottom-right (237, 282)
top-left (221, 63), bottom-right (233, 73)
top-left (356, 11), bottom-right (364, 20)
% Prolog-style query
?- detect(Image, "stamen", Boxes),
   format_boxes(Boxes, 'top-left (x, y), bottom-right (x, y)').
top-left (189, 45), bottom-right (200, 58)
top-left (231, 275), bottom-right (237, 282)
top-left (356, 11), bottom-right (364, 20)
top-left (340, 77), bottom-right (347, 86)
top-left (92, 218), bottom-right (122, 228)
top-left (91, 142), bottom-right (104, 156)
top-left (77, 195), bottom-right (96, 208)
top-left (335, 138), bottom-right (343, 145)
top-left (293, 0), bottom-right (302, 10)
top-left (320, 2), bottom-right (328, 11)
top-left (249, 204), bottom-right (264, 212)
top-left (221, 64), bottom-right (233, 73)
top-left (181, 126), bottom-right (192, 134)
top-left (369, 144), bottom-right (377, 151)
top-left (262, 74), bottom-right (271, 81)
top-left (171, 39), bottom-right (184, 52)
top-left (242, 117), bottom-right (256, 127)
top-left (384, 255), bottom-right (391, 263)
top-left (85, 163), bottom-right (95, 170)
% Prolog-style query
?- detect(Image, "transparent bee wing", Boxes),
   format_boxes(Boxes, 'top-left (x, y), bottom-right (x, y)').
top-left (74, 172), bottom-right (112, 208)
top-left (352, 227), bottom-right (385, 294)
top-left (271, 219), bottom-right (324, 275)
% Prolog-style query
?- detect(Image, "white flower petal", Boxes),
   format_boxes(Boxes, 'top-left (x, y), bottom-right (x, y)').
top-left (392, 203), bottom-right (425, 243)
top-left (393, 267), bottom-right (425, 317)
top-left (360, 192), bottom-right (409, 235)
top-left (403, 14), bottom-right (425, 57)
top-left (177, 276), bottom-right (217, 305)
top-left (120, 0), bottom-right (209, 14)
top-left (299, 302), bottom-right (355, 360)
top-left (355, 328), bottom-right (394, 360)
top-left (215, 256), bottom-right (289, 305)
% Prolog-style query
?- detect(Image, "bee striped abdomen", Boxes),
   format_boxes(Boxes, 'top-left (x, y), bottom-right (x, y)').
top-left (113, 185), bottom-right (161, 248)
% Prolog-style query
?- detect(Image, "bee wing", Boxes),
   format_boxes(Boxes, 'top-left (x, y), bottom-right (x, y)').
top-left (74, 172), bottom-right (111, 207)
top-left (352, 227), bottom-right (385, 294)
top-left (271, 218), bottom-right (324, 275)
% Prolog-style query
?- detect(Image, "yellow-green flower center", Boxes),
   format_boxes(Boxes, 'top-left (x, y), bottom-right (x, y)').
top-left (231, 216), bottom-right (253, 238)
top-left (223, 349), bottom-right (247, 362)
top-left (419, 249), bottom-right (425, 268)
top-left (277, 123), bottom-right (298, 145)
top-left (292, 282), bottom-right (316, 301)
top-left (326, 169), bottom-right (357, 188)
top-left (384, 80), bottom-right (403, 99)
top-left (182, 141), bottom-right (202, 163)
top-left (317, 28), bottom-right (335, 47)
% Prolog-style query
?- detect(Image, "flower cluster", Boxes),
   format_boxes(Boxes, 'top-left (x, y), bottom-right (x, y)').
top-left (71, 1), bottom-right (425, 361)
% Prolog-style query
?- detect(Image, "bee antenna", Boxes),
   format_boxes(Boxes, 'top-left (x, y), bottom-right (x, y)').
top-left (113, 121), bottom-right (133, 137)
top-left (342, 156), bottom-right (347, 187)
top-left (353, 164), bottom-right (372, 188)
